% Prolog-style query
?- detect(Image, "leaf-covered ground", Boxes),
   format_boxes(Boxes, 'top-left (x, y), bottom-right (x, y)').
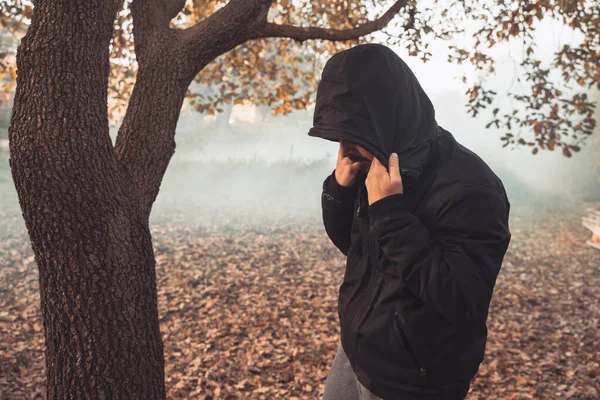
top-left (1, 207), bottom-right (599, 399)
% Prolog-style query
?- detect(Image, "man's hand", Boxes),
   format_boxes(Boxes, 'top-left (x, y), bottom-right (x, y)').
top-left (366, 153), bottom-right (404, 205)
top-left (334, 141), bottom-right (363, 187)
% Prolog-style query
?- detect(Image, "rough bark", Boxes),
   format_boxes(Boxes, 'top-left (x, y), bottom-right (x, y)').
top-left (114, 57), bottom-right (191, 218)
top-left (9, 1), bottom-right (165, 398)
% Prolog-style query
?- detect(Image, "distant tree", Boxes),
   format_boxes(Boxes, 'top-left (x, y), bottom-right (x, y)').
top-left (2, 0), bottom-right (599, 398)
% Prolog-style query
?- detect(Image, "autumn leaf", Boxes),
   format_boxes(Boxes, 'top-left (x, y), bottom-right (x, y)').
top-left (2, 204), bottom-right (599, 399)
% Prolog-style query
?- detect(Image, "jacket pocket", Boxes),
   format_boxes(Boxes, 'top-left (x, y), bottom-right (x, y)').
top-left (394, 311), bottom-right (428, 384)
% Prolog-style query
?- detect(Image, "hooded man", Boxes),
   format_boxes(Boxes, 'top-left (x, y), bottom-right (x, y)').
top-left (309, 44), bottom-right (511, 399)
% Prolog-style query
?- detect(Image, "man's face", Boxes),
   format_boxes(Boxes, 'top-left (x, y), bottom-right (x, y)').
top-left (340, 140), bottom-right (374, 172)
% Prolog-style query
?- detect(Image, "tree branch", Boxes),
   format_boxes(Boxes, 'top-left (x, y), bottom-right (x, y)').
top-left (250, 0), bottom-right (409, 43)
top-left (180, 0), bottom-right (274, 73)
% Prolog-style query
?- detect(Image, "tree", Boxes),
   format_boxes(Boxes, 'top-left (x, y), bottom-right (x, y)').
top-left (3, 0), bottom-right (598, 398)
top-left (2, 0), bottom-right (598, 150)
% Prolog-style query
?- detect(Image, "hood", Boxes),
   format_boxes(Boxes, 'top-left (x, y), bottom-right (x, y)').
top-left (308, 44), bottom-right (438, 181)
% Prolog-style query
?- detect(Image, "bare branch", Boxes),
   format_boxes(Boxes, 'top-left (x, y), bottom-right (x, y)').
top-left (250, 0), bottom-right (409, 43)
top-left (180, 0), bottom-right (274, 71)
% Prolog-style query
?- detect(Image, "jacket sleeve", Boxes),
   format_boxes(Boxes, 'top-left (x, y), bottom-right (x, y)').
top-left (321, 169), bottom-right (359, 256)
top-left (368, 185), bottom-right (511, 325)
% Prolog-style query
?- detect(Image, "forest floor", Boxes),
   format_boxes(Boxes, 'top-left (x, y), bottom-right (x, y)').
top-left (1, 204), bottom-right (599, 400)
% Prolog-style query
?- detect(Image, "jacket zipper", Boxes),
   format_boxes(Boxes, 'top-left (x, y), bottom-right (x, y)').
top-left (346, 221), bottom-right (375, 327)
top-left (345, 200), bottom-right (376, 359)
top-left (395, 311), bottom-right (428, 383)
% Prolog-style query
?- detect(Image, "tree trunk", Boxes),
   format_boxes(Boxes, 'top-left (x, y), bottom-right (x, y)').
top-left (8, 0), bottom-right (269, 396)
top-left (114, 65), bottom-right (189, 218)
top-left (9, 1), bottom-right (166, 398)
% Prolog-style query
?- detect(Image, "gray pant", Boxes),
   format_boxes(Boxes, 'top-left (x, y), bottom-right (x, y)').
top-left (323, 346), bottom-right (471, 400)
top-left (323, 346), bottom-right (383, 400)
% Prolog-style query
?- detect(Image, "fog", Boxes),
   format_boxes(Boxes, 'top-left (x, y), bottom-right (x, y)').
top-left (1, 20), bottom-right (599, 231)
top-left (139, 89), bottom-right (598, 228)
top-left (148, 20), bottom-right (599, 226)
top-left (1, 86), bottom-right (598, 233)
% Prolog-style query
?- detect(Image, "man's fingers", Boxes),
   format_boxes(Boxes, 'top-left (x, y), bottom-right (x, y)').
top-left (340, 140), bottom-right (353, 159)
top-left (368, 155), bottom-right (383, 175)
top-left (388, 153), bottom-right (401, 182)
top-left (348, 157), bottom-right (362, 170)
top-left (338, 142), bottom-right (352, 160)
top-left (337, 145), bottom-right (344, 165)
top-left (366, 153), bottom-right (404, 203)
top-left (339, 142), bottom-right (361, 165)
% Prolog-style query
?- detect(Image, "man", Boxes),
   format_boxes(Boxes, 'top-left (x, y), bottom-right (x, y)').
top-left (309, 44), bottom-right (511, 399)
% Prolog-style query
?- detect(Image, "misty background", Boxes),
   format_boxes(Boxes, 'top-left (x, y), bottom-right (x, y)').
top-left (2, 93), bottom-right (598, 231)
top-left (1, 21), bottom-right (599, 234)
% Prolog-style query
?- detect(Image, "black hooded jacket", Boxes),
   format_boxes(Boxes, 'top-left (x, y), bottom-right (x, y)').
top-left (310, 44), bottom-right (511, 399)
